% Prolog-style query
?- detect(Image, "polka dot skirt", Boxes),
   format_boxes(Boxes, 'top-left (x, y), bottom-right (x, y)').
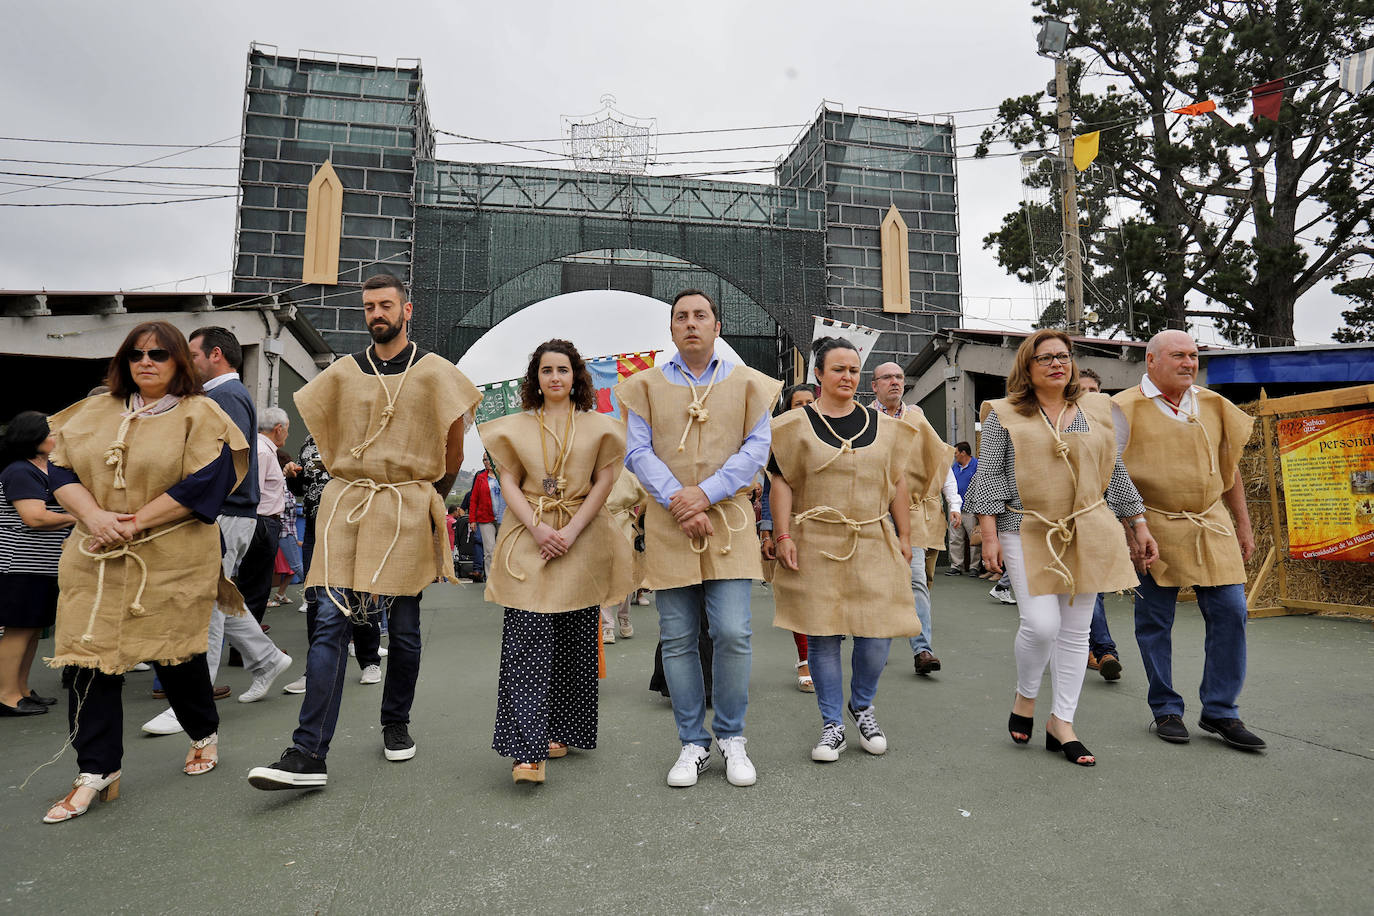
top-left (492, 605), bottom-right (600, 763)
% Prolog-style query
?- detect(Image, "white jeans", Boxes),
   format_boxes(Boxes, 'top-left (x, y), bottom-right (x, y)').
top-left (1000, 531), bottom-right (1094, 723)
top-left (206, 514), bottom-right (280, 680)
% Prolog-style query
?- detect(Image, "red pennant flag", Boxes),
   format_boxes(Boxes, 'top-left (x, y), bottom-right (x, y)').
top-left (1251, 79), bottom-right (1284, 121)
top-left (1172, 100), bottom-right (1217, 116)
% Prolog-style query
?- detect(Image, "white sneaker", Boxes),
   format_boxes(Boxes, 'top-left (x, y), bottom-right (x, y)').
top-left (602, 626), bottom-right (615, 645)
top-left (282, 675), bottom-right (307, 695)
top-left (847, 703), bottom-right (888, 755)
top-left (348, 642), bottom-right (356, 657)
top-left (239, 652), bottom-right (293, 703)
top-left (990, 585), bottom-right (1016, 605)
top-left (297, 601), bottom-right (307, 613)
top-left (716, 736), bottom-right (757, 786)
top-left (617, 620), bottom-right (634, 638)
top-left (666, 743), bottom-right (711, 787)
top-left (379, 646), bottom-right (388, 657)
top-left (811, 722), bottom-right (847, 762)
top-left (131, 662), bottom-right (151, 672)
top-left (636, 592), bottom-right (652, 606)
top-left (359, 664), bottom-right (382, 685)
top-left (141, 707), bottom-right (183, 736)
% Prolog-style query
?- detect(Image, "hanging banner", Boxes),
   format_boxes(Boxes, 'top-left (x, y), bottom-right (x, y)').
top-left (1251, 79), bottom-right (1285, 121)
top-left (474, 350), bottom-right (659, 423)
top-left (1172, 100), bottom-right (1217, 116)
top-left (1339, 47), bottom-right (1374, 95)
top-left (807, 316), bottom-right (882, 381)
top-left (1072, 131), bottom-right (1100, 171)
top-left (1276, 407), bottom-right (1374, 562)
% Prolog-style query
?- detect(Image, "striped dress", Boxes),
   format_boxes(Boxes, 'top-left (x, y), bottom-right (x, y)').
top-left (0, 460), bottom-right (69, 577)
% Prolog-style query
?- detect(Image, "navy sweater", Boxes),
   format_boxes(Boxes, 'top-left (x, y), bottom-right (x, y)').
top-left (208, 377), bottom-right (260, 518)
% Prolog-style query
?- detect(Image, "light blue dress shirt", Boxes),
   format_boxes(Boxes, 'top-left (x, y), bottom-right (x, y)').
top-left (624, 350), bottom-right (773, 510)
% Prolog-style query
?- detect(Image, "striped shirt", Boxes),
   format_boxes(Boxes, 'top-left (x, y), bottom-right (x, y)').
top-left (0, 459), bottom-right (71, 576)
top-left (964, 407), bottom-right (1144, 533)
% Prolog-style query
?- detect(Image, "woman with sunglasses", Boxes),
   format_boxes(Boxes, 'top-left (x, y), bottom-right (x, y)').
top-left (964, 330), bottom-right (1157, 767)
top-left (770, 337), bottom-right (920, 763)
top-left (40, 321), bottom-right (249, 822)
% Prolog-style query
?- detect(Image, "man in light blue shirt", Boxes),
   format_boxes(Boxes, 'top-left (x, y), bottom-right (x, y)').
top-left (620, 289), bottom-right (779, 789)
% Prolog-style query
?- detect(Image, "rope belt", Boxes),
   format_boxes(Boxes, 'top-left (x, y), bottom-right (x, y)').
top-left (1011, 497), bottom-right (1105, 599)
top-left (689, 498), bottom-right (752, 557)
top-left (792, 505), bottom-right (888, 562)
top-left (75, 518), bottom-right (199, 643)
top-left (500, 494), bottom-right (584, 582)
top-left (911, 493), bottom-right (942, 518)
top-left (1144, 500), bottom-right (1230, 566)
top-left (320, 477), bottom-right (429, 615)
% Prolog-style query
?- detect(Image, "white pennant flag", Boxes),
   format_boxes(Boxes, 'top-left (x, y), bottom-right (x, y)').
top-left (807, 315), bottom-right (882, 382)
top-left (1340, 47), bottom-right (1374, 95)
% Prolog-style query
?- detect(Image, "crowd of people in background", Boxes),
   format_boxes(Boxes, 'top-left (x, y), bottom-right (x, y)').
top-left (0, 276), bottom-right (1269, 822)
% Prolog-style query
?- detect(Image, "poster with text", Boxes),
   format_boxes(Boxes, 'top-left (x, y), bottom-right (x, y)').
top-left (1277, 407), bottom-right (1374, 562)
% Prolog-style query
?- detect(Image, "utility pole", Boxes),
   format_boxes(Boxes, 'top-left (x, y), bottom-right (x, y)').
top-left (1056, 56), bottom-right (1084, 336)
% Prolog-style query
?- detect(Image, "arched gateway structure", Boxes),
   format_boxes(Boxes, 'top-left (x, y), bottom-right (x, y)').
top-left (232, 45), bottom-right (962, 380)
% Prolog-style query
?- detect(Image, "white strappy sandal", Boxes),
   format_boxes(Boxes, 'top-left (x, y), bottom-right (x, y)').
top-left (43, 770), bottom-right (121, 824)
top-left (796, 661), bottom-right (815, 693)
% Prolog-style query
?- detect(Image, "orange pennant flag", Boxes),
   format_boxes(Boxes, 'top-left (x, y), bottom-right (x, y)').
top-left (1172, 100), bottom-right (1217, 116)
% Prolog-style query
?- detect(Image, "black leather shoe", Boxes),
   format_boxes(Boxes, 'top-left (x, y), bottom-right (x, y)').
top-left (1198, 716), bottom-right (1266, 750)
top-left (1153, 714), bottom-right (1190, 743)
top-left (29, 690), bottom-right (58, 706)
top-left (943, 567), bottom-right (962, 576)
top-left (0, 697), bottom-right (49, 716)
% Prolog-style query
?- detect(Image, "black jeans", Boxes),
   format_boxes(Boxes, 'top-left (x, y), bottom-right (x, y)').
top-left (69, 655), bottom-right (217, 774)
top-left (235, 515), bottom-right (280, 623)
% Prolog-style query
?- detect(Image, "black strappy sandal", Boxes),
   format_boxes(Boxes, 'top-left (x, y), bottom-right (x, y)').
top-left (1046, 734), bottom-right (1096, 766)
top-left (1008, 712), bottom-right (1033, 745)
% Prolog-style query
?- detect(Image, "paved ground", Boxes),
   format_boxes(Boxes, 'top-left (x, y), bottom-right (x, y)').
top-left (3, 572), bottom-right (1372, 915)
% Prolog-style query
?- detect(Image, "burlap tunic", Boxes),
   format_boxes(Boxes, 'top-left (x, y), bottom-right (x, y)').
top-left (297, 352), bottom-right (481, 597)
top-left (603, 467), bottom-right (648, 591)
top-left (991, 394), bottom-right (1138, 598)
top-left (895, 407), bottom-right (956, 550)
top-left (479, 410), bottom-right (634, 613)
top-left (616, 365), bottom-right (782, 590)
top-left (769, 408), bottom-right (921, 637)
top-left (1114, 386), bottom-right (1254, 587)
top-left (47, 395), bottom-right (249, 674)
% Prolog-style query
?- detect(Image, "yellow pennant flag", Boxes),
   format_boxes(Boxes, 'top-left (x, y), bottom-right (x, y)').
top-left (1073, 131), bottom-right (1100, 171)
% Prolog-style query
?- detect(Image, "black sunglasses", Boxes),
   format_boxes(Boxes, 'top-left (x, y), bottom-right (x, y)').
top-left (126, 348), bottom-right (172, 363)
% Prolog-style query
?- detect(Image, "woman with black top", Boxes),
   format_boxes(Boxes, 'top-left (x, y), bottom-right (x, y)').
top-left (0, 412), bottom-right (74, 716)
top-left (768, 337), bottom-right (920, 762)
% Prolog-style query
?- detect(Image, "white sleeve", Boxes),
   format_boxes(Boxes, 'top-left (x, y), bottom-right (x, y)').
top-left (1111, 402), bottom-right (1130, 458)
top-left (942, 467), bottom-right (961, 512)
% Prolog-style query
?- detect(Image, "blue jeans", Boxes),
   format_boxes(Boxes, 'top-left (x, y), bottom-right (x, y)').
top-left (907, 551), bottom-right (933, 655)
top-left (1134, 572), bottom-right (1247, 720)
top-left (656, 579), bottom-right (752, 746)
top-left (807, 635), bottom-right (892, 725)
top-left (292, 589), bottom-right (422, 760)
top-left (277, 528), bottom-right (304, 581)
top-left (1089, 593), bottom-right (1117, 657)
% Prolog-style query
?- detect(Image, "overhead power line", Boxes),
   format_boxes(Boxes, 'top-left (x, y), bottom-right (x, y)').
top-left (0, 194), bottom-right (235, 208)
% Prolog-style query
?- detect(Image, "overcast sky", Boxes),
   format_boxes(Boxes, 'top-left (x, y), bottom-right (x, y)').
top-left (0, 0), bottom-right (1348, 354)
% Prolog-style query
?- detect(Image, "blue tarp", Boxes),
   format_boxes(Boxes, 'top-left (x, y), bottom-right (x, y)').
top-left (1206, 348), bottom-right (1374, 385)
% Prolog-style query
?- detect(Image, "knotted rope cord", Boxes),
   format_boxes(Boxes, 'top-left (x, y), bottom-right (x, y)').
top-left (1144, 500), bottom-right (1231, 566)
top-left (1010, 500), bottom-right (1106, 600)
top-left (688, 497), bottom-right (752, 556)
top-left (103, 397), bottom-right (167, 490)
top-left (349, 343), bottom-right (418, 460)
top-left (74, 518), bottom-right (199, 642)
top-left (319, 477), bottom-right (428, 615)
top-left (675, 359), bottom-right (721, 453)
top-left (792, 506), bottom-right (888, 562)
top-left (537, 406), bottom-right (577, 495)
top-left (1183, 402), bottom-right (1219, 476)
top-left (1012, 400), bottom-right (1095, 598)
top-left (500, 494), bottom-right (584, 581)
top-left (808, 403), bottom-right (873, 473)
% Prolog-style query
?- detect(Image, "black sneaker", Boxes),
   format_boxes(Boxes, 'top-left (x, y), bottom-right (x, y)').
top-left (383, 723), bottom-right (416, 761)
top-left (847, 703), bottom-right (888, 755)
top-left (1198, 716), bottom-right (1266, 751)
top-left (811, 723), bottom-right (847, 762)
top-left (1152, 714), bottom-right (1191, 744)
top-left (248, 747), bottom-right (327, 790)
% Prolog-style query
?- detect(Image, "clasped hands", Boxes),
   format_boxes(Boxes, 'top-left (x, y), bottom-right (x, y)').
top-left (530, 520), bottom-right (583, 561)
top-left (669, 485), bottom-right (714, 540)
top-left (84, 509), bottom-right (139, 550)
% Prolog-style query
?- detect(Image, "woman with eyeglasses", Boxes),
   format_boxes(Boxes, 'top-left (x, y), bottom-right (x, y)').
top-left (39, 321), bottom-right (249, 822)
top-left (964, 329), bottom-right (1157, 767)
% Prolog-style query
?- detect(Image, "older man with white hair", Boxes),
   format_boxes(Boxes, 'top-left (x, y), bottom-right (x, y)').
top-left (1112, 330), bottom-right (1263, 751)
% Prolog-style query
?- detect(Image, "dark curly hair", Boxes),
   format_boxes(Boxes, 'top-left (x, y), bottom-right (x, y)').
top-left (0, 411), bottom-right (51, 468)
top-left (811, 335), bottom-right (861, 379)
top-left (520, 339), bottom-right (596, 412)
